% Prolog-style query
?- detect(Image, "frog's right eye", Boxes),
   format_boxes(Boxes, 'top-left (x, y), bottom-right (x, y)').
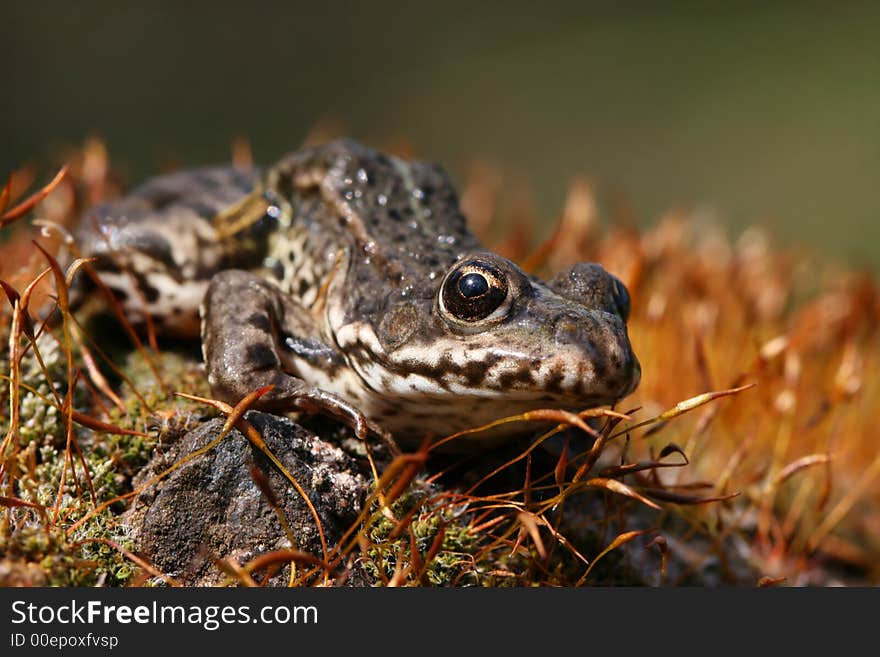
top-left (439, 259), bottom-right (511, 324)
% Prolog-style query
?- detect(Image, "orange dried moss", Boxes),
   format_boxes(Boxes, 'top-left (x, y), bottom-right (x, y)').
top-left (468, 169), bottom-right (879, 584)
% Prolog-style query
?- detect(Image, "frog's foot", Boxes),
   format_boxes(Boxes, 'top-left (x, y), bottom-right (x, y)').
top-left (287, 386), bottom-right (391, 444)
top-left (227, 368), bottom-right (389, 443)
top-left (201, 269), bottom-right (392, 445)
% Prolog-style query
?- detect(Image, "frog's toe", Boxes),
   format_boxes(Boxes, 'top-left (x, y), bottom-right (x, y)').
top-left (286, 386), bottom-right (392, 448)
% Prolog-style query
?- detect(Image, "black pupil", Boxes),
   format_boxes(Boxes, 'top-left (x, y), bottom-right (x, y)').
top-left (459, 272), bottom-right (489, 298)
top-left (441, 260), bottom-right (509, 322)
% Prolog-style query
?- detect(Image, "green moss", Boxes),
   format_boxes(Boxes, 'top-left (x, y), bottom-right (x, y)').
top-left (1, 435), bottom-right (135, 585)
top-left (14, 333), bottom-right (72, 449)
top-left (107, 346), bottom-right (216, 434)
top-left (0, 325), bottom-right (217, 586)
top-left (360, 481), bottom-right (486, 586)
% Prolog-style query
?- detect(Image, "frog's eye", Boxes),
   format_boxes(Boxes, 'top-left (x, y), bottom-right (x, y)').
top-left (611, 276), bottom-right (631, 321)
top-left (440, 260), bottom-right (510, 323)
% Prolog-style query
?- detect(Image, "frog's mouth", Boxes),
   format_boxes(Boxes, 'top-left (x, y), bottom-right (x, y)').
top-left (339, 310), bottom-right (640, 412)
top-left (338, 323), bottom-right (640, 445)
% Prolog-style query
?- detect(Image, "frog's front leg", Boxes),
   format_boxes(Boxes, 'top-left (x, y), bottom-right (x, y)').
top-left (201, 269), bottom-right (382, 441)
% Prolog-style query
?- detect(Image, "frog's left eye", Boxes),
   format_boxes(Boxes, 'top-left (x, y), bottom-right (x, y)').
top-left (611, 276), bottom-right (631, 321)
top-left (440, 259), bottom-right (510, 323)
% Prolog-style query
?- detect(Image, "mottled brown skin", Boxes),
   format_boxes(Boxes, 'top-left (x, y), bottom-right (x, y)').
top-left (77, 140), bottom-right (641, 447)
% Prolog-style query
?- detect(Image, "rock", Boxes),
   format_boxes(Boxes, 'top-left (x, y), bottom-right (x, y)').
top-left (125, 412), bottom-right (371, 586)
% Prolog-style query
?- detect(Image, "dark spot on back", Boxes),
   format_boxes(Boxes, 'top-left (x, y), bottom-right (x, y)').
top-left (92, 254), bottom-right (122, 274)
top-left (138, 276), bottom-right (160, 303)
top-left (247, 312), bottom-right (272, 333)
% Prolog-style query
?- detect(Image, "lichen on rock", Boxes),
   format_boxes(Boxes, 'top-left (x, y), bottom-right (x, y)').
top-left (124, 412), bottom-right (372, 586)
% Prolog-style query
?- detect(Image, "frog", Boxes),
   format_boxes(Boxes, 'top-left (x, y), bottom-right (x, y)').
top-left (75, 139), bottom-right (640, 449)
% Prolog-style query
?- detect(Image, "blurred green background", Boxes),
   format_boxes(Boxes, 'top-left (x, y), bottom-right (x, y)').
top-left (3, 2), bottom-right (878, 269)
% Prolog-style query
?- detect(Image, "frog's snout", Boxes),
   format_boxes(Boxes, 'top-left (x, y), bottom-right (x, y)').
top-left (549, 308), bottom-right (641, 403)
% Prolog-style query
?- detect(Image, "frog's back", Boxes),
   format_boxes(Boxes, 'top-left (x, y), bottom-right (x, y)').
top-left (73, 140), bottom-right (480, 334)
top-left (273, 140), bottom-right (476, 252)
top-left (265, 140), bottom-right (482, 317)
